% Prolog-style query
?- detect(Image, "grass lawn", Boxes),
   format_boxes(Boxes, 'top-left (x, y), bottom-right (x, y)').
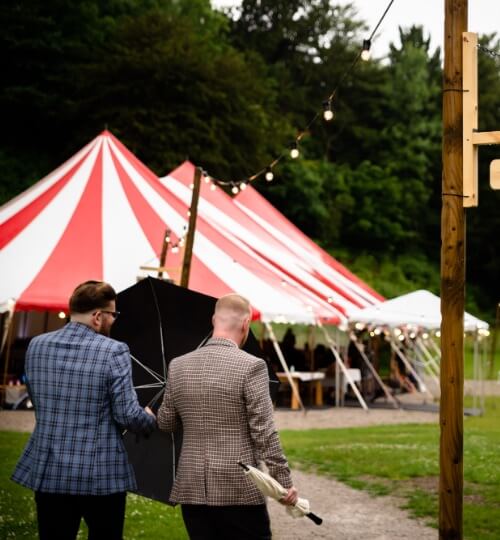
top-left (0, 431), bottom-right (188, 539)
top-left (2, 397), bottom-right (499, 539)
top-left (280, 396), bottom-right (500, 540)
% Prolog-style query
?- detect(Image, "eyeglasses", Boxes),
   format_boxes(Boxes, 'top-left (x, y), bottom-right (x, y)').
top-left (95, 310), bottom-right (120, 319)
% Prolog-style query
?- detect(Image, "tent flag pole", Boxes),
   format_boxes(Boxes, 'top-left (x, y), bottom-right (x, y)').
top-left (350, 332), bottom-right (400, 409)
top-left (264, 322), bottom-right (306, 413)
top-left (415, 338), bottom-right (441, 376)
top-left (389, 339), bottom-right (434, 399)
top-left (318, 322), bottom-right (369, 411)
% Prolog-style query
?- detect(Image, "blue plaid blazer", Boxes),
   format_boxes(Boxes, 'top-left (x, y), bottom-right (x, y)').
top-left (12, 322), bottom-right (156, 495)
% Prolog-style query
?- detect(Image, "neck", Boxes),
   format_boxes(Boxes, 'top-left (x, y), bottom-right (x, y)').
top-left (212, 330), bottom-right (241, 347)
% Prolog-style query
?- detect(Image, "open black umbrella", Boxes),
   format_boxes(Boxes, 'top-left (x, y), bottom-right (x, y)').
top-left (111, 277), bottom-right (279, 504)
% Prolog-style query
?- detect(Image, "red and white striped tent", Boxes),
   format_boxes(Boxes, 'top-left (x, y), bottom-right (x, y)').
top-left (161, 162), bottom-right (383, 325)
top-left (0, 131), bottom-right (367, 324)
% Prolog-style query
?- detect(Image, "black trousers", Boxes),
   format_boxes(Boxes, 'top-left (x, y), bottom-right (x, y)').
top-left (34, 491), bottom-right (126, 540)
top-left (181, 504), bottom-right (272, 540)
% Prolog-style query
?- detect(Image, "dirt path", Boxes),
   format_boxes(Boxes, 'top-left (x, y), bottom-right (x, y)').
top-left (268, 469), bottom-right (436, 539)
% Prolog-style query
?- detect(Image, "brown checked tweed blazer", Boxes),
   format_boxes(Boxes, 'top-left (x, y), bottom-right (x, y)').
top-left (158, 337), bottom-right (292, 506)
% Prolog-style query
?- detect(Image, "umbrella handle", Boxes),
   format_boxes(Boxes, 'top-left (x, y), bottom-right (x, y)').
top-left (306, 512), bottom-right (323, 525)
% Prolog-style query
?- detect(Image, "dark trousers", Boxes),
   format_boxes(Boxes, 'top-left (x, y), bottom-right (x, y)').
top-left (34, 491), bottom-right (126, 540)
top-left (181, 504), bottom-right (272, 540)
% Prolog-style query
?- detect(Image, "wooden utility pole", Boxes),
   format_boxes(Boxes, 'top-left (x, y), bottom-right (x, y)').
top-left (180, 167), bottom-right (202, 288)
top-left (440, 1), bottom-right (467, 538)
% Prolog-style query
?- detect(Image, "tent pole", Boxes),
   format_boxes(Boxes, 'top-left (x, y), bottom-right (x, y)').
top-left (318, 323), bottom-right (369, 411)
top-left (2, 312), bottom-right (16, 386)
top-left (158, 228), bottom-right (171, 279)
top-left (428, 336), bottom-right (442, 359)
top-left (415, 338), bottom-right (441, 377)
top-left (350, 332), bottom-right (399, 409)
top-left (473, 331), bottom-right (479, 412)
top-left (411, 339), bottom-right (440, 389)
top-left (264, 323), bottom-right (305, 413)
top-left (389, 339), bottom-right (434, 399)
top-left (180, 167), bottom-right (202, 288)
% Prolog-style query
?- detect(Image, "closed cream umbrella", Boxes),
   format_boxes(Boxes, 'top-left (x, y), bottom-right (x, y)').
top-left (238, 462), bottom-right (322, 525)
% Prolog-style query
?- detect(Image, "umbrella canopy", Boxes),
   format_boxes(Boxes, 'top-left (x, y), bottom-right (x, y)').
top-left (111, 277), bottom-right (279, 504)
top-left (238, 462), bottom-right (322, 525)
top-left (161, 161), bottom-right (383, 325)
top-left (348, 289), bottom-right (488, 331)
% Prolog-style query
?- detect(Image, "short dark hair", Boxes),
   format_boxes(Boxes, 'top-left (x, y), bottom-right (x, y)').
top-left (69, 281), bottom-right (117, 314)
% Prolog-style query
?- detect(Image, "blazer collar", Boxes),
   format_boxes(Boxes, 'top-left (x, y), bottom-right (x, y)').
top-left (205, 337), bottom-right (240, 349)
top-left (63, 321), bottom-right (98, 336)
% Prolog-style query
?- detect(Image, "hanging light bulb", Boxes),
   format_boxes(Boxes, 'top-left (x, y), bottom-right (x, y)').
top-left (265, 167), bottom-right (274, 182)
top-left (189, 183), bottom-right (194, 189)
top-left (322, 100), bottom-right (334, 121)
top-left (210, 183), bottom-right (216, 191)
top-left (171, 245), bottom-right (179, 254)
top-left (58, 311), bottom-right (66, 319)
top-left (290, 141), bottom-right (299, 159)
top-left (361, 39), bottom-right (371, 61)
top-left (231, 184), bottom-right (239, 195)
top-left (239, 181), bottom-right (247, 191)
top-left (203, 170), bottom-right (211, 183)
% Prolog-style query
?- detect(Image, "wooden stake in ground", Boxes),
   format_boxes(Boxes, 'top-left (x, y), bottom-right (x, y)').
top-left (180, 167), bottom-right (202, 288)
top-left (440, 1), bottom-right (467, 538)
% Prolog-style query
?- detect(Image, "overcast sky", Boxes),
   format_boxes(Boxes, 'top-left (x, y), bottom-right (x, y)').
top-left (212, 1), bottom-right (499, 59)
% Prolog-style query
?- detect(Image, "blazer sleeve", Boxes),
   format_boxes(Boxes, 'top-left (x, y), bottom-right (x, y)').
top-left (108, 343), bottom-right (156, 434)
top-left (244, 359), bottom-right (293, 489)
top-left (157, 366), bottom-right (179, 433)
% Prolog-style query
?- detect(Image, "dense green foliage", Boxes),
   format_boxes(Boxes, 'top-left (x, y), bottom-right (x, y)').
top-left (1, 0), bottom-right (499, 319)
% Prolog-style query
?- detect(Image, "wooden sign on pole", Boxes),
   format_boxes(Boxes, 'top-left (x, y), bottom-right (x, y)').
top-left (180, 167), bottom-right (202, 288)
top-left (441, 1), bottom-right (467, 538)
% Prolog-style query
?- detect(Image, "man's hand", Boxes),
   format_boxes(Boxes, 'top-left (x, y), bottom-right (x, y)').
top-left (145, 406), bottom-right (156, 418)
top-left (280, 486), bottom-right (299, 506)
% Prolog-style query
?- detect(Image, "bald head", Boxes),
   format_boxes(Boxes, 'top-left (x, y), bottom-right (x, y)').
top-left (212, 294), bottom-right (252, 346)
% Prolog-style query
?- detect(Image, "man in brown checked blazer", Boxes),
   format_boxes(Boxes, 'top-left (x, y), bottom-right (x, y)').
top-left (158, 294), bottom-right (298, 539)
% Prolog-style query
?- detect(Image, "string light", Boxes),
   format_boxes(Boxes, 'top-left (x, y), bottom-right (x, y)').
top-left (203, 170), bottom-right (211, 183)
top-left (322, 100), bottom-right (334, 121)
top-left (58, 311), bottom-right (66, 319)
top-left (239, 181), bottom-right (247, 191)
top-left (196, 0), bottom-right (395, 189)
top-left (361, 39), bottom-right (371, 61)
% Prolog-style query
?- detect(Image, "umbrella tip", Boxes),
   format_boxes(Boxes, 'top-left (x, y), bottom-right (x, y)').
top-left (237, 461), bottom-right (249, 471)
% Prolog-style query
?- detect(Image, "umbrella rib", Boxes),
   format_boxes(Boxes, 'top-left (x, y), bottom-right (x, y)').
top-left (130, 354), bottom-right (164, 383)
top-left (149, 278), bottom-right (168, 382)
top-left (135, 383), bottom-right (165, 389)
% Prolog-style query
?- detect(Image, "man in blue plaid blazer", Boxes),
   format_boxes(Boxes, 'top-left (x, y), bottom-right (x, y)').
top-left (12, 281), bottom-right (156, 540)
